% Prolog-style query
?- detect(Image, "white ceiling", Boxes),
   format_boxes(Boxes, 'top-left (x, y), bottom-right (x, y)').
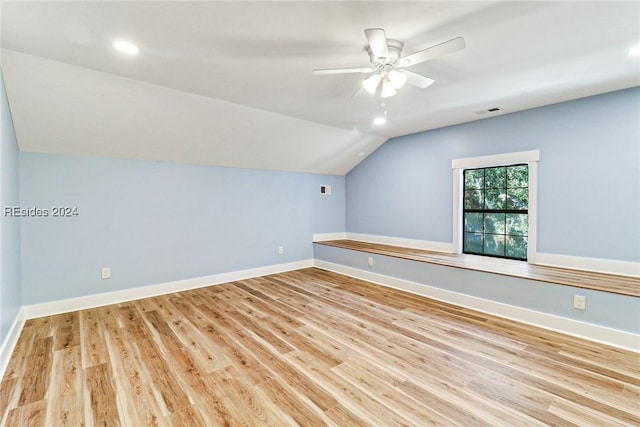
top-left (1, 1), bottom-right (639, 175)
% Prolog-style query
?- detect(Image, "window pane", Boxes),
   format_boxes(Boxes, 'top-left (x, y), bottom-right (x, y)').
top-left (484, 167), bottom-right (506, 189)
top-left (464, 190), bottom-right (483, 209)
top-left (484, 213), bottom-right (505, 234)
top-left (464, 232), bottom-right (483, 254)
top-left (485, 190), bottom-right (506, 210)
top-left (506, 213), bottom-right (528, 236)
top-left (464, 213), bottom-right (484, 232)
top-left (465, 169), bottom-right (484, 190)
top-left (484, 234), bottom-right (505, 256)
top-left (462, 164), bottom-right (528, 261)
top-left (507, 165), bottom-right (528, 188)
top-left (506, 236), bottom-right (528, 259)
top-left (507, 188), bottom-right (528, 210)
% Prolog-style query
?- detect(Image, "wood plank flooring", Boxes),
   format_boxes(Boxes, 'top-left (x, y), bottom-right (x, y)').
top-left (1, 268), bottom-right (638, 426)
top-left (315, 240), bottom-right (640, 297)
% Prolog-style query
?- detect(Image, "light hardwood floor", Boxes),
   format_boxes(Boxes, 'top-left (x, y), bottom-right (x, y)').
top-left (1, 268), bottom-right (638, 426)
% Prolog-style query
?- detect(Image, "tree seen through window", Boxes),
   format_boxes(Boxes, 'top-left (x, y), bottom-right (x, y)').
top-left (463, 164), bottom-right (528, 260)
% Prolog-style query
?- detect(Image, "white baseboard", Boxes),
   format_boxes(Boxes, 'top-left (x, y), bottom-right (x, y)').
top-left (531, 252), bottom-right (639, 278)
top-left (313, 232), bottom-right (347, 241)
top-left (313, 260), bottom-right (640, 353)
top-left (0, 307), bottom-right (25, 380)
top-left (346, 233), bottom-right (455, 253)
top-left (23, 260), bottom-right (313, 319)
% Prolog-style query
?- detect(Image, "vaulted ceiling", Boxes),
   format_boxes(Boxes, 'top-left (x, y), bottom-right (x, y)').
top-left (1, 1), bottom-right (638, 174)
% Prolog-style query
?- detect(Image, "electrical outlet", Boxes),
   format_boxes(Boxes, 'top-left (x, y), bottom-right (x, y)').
top-left (573, 294), bottom-right (586, 310)
top-left (278, 246), bottom-right (284, 255)
top-left (101, 267), bottom-right (111, 279)
top-left (368, 256), bottom-right (374, 266)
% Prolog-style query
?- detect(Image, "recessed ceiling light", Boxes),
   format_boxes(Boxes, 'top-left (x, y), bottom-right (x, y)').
top-left (629, 44), bottom-right (640, 56)
top-left (113, 40), bottom-right (139, 55)
top-left (373, 117), bottom-right (387, 125)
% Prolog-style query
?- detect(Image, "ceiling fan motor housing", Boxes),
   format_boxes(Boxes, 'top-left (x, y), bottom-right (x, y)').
top-left (368, 39), bottom-right (404, 67)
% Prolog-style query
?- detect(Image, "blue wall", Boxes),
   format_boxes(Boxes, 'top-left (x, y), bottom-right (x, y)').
top-left (20, 153), bottom-right (345, 304)
top-left (11, 87), bottom-right (640, 315)
top-left (346, 88), bottom-right (640, 262)
top-left (0, 70), bottom-right (22, 343)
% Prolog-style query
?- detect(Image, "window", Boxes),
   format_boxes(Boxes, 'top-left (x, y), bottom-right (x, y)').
top-left (452, 150), bottom-right (538, 261)
top-left (463, 164), bottom-right (528, 260)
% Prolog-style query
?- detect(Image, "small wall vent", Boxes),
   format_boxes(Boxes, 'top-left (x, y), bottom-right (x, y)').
top-left (474, 107), bottom-right (502, 115)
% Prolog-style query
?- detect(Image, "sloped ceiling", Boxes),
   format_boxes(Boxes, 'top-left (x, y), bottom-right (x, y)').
top-left (1, 1), bottom-right (639, 175)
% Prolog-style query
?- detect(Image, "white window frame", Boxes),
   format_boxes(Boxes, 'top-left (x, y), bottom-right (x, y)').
top-left (452, 150), bottom-right (539, 260)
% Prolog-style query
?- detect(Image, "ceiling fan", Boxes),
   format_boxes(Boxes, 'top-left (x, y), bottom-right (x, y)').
top-left (313, 28), bottom-right (465, 98)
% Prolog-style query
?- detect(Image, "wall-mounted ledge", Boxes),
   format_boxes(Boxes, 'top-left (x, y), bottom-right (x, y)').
top-left (313, 233), bottom-right (639, 281)
top-left (314, 239), bottom-right (640, 297)
top-left (530, 252), bottom-right (639, 278)
top-left (313, 232), bottom-right (455, 254)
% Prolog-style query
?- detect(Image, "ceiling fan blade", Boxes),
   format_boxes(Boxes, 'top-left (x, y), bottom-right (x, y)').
top-left (404, 70), bottom-right (435, 89)
top-left (364, 28), bottom-right (389, 60)
top-left (398, 36), bottom-right (465, 67)
top-left (312, 67), bottom-right (374, 75)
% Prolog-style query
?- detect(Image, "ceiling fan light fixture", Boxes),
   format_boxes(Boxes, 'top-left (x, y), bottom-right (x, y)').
top-left (381, 78), bottom-right (397, 98)
top-left (388, 70), bottom-right (407, 89)
top-left (362, 74), bottom-right (382, 94)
